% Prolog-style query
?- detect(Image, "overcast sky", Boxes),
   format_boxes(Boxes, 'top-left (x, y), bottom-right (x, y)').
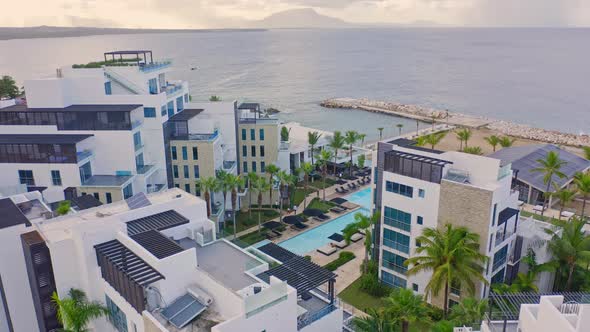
top-left (1, 0), bottom-right (589, 28)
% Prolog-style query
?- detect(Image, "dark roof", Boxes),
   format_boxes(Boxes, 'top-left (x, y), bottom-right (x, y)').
top-left (0, 134), bottom-right (93, 144)
top-left (489, 144), bottom-right (590, 191)
top-left (104, 50), bottom-right (152, 55)
top-left (258, 242), bottom-right (297, 263)
top-left (168, 109), bottom-right (204, 122)
top-left (498, 207), bottom-right (519, 226)
top-left (386, 150), bottom-right (453, 167)
top-left (260, 255), bottom-right (336, 294)
top-left (238, 103), bottom-right (260, 110)
top-left (0, 104), bottom-right (142, 113)
top-left (126, 210), bottom-right (189, 236)
top-left (71, 195), bottom-right (103, 210)
top-left (130, 230), bottom-right (185, 259)
top-left (94, 239), bottom-right (164, 286)
top-left (388, 138), bottom-right (445, 154)
top-left (0, 198), bottom-right (31, 229)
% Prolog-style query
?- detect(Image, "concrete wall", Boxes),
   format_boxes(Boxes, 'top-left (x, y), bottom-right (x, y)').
top-left (238, 122), bottom-right (279, 175)
top-left (170, 139), bottom-right (216, 195)
top-left (77, 186), bottom-right (124, 204)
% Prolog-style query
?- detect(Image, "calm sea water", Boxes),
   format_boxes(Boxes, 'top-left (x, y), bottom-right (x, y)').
top-left (1, 28), bottom-right (588, 140)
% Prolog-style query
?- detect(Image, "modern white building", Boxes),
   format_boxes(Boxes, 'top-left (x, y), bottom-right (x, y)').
top-left (372, 137), bottom-right (520, 307)
top-left (0, 188), bottom-right (343, 332)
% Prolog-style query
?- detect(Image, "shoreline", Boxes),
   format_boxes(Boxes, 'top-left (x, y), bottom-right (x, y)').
top-left (321, 98), bottom-right (590, 147)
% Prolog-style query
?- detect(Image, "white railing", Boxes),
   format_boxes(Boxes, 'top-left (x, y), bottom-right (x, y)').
top-left (104, 67), bottom-right (147, 94)
top-left (560, 302), bottom-right (580, 315)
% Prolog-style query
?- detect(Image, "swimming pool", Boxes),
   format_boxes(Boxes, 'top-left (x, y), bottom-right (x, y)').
top-left (278, 188), bottom-right (372, 255)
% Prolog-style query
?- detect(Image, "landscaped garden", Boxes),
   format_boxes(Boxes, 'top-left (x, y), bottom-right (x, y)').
top-left (223, 209), bottom-right (280, 236)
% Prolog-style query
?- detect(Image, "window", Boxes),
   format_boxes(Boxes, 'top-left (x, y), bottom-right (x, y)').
top-left (492, 245), bottom-right (509, 271)
top-left (184, 93), bottom-right (189, 103)
top-left (381, 271), bottom-right (407, 289)
top-left (18, 170), bottom-right (34, 185)
top-left (93, 193), bottom-right (100, 200)
top-left (173, 165), bottom-right (179, 178)
top-left (194, 165), bottom-right (200, 178)
top-left (104, 82), bottom-right (112, 95)
top-left (192, 147), bottom-right (198, 160)
top-left (243, 162), bottom-right (248, 173)
top-left (176, 96), bottom-right (184, 112)
top-left (491, 268), bottom-right (506, 284)
top-left (123, 184), bottom-right (133, 199)
top-left (384, 206), bottom-right (411, 232)
top-left (416, 239), bottom-right (421, 247)
top-left (195, 185), bottom-right (201, 196)
top-left (185, 183), bottom-right (191, 193)
top-left (171, 146), bottom-right (178, 160)
top-left (106, 192), bottom-right (112, 204)
top-left (412, 284), bottom-right (419, 292)
top-left (175, 184), bottom-right (180, 188)
top-left (492, 203), bottom-right (498, 226)
top-left (161, 105), bottom-right (167, 116)
top-left (106, 295), bottom-right (128, 332)
top-left (167, 101), bottom-right (174, 117)
top-left (383, 229), bottom-right (410, 254)
top-left (143, 107), bottom-right (156, 118)
top-left (382, 250), bottom-right (407, 274)
top-left (385, 181), bottom-right (413, 198)
top-left (418, 189), bottom-right (425, 198)
top-left (260, 145), bottom-right (265, 157)
top-left (259, 128), bottom-right (265, 140)
top-left (183, 165), bottom-right (189, 178)
top-left (242, 145), bottom-right (248, 157)
top-left (133, 132), bottom-right (142, 150)
top-left (261, 162), bottom-right (266, 173)
top-left (451, 279), bottom-right (461, 296)
top-left (182, 146), bottom-right (188, 160)
top-left (251, 146), bottom-right (256, 157)
top-left (242, 129), bottom-right (247, 140)
top-left (51, 170), bottom-right (62, 186)
top-left (250, 129), bottom-right (255, 140)
top-left (449, 299), bottom-right (459, 309)
top-left (417, 216), bottom-right (423, 225)
top-left (252, 161), bottom-right (257, 173)
top-left (148, 78), bottom-right (158, 95)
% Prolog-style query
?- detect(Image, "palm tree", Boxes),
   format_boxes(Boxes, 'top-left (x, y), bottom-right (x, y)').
top-left (531, 151), bottom-right (567, 216)
top-left (463, 146), bottom-right (483, 155)
top-left (225, 174), bottom-right (245, 240)
top-left (377, 127), bottom-right (384, 140)
top-left (484, 135), bottom-right (501, 152)
top-left (216, 169), bottom-right (230, 214)
top-left (385, 288), bottom-right (430, 332)
top-left (280, 126), bottom-right (290, 142)
top-left (449, 297), bottom-right (488, 327)
top-left (353, 308), bottom-right (395, 332)
top-left (545, 218), bottom-right (590, 291)
top-left (423, 132), bottom-right (447, 150)
top-left (0, 75), bottom-right (20, 99)
top-left (551, 187), bottom-right (577, 220)
top-left (343, 212), bottom-right (379, 273)
top-left (358, 133), bottom-right (367, 147)
top-left (405, 224), bottom-right (488, 316)
top-left (52, 288), bottom-right (109, 332)
top-left (251, 176), bottom-right (270, 233)
top-left (316, 149), bottom-right (333, 201)
top-left (277, 170), bottom-right (296, 222)
top-left (345, 130), bottom-right (360, 176)
top-left (298, 162), bottom-right (315, 209)
top-left (499, 136), bottom-right (516, 148)
top-left (574, 172), bottom-right (590, 219)
top-left (583, 146), bottom-right (590, 161)
top-left (195, 176), bottom-right (219, 218)
top-left (397, 123), bottom-right (404, 136)
top-left (455, 128), bottom-right (472, 150)
top-left (307, 131), bottom-right (322, 165)
top-left (265, 164), bottom-right (280, 207)
top-left (328, 131), bottom-right (345, 175)
top-left (246, 172), bottom-right (259, 219)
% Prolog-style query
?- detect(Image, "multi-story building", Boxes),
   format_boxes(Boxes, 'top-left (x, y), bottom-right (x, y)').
top-left (372, 138), bottom-right (520, 307)
top-left (0, 188), bottom-right (343, 332)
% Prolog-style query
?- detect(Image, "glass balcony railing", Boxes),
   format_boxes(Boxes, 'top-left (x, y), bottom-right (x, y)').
top-left (136, 164), bottom-right (155, 175)
top-left (187, 131), bottom-right (219, 141)
top-left (297, 304), bottom-right (337, 330)
top-left (382, 260), bottom-right (407, 275)
top-left (139, 61), bottom-right (172, 73)
top-left (383, 239), bottom-right (409, 254)
top-left (165, 84), bottom-right (183, 96)
top-left (384, 218), bottom-right (411, 232)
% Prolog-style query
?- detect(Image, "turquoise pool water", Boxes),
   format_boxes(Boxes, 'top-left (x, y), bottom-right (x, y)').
top-left (278, 188), bottom-right (372, 255)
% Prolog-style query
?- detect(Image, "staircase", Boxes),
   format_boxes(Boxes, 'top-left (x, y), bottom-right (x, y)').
top-left (104, 67), bottom-right (147, 94)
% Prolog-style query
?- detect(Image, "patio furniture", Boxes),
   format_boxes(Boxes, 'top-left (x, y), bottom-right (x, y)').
top-left (351, 233), bottom-right (364, 242)
top-left (332, 240), bottom-right (349, 249)
top-left (300, 292), bottom-right (312, 301)
top-left (330, 197), bottom-right (348, 205)
top-left (328, 233), bottom-right (345, 242)
top-left (265, 231), bottom-right (280, 240)
top-left (561, 211), bottom-right (575, 219)
top-left (339, 187), bottom-right (349, 193)
top-left (283, 215), bottom-right (305, 225)
top-left (330, 207), bottom-right (344, 214)
top-left (317, 244), bottom-right (337, 256)
top-left (272, 229), bottom-right (283, 236)
top-left (533, 205), bottom-right (545, 213)
top-left (291, 222), bottom-right (308, 230)
top-left (317, 214), bottom-right (330, 220)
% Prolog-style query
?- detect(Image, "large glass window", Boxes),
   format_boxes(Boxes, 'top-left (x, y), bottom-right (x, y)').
top-left (148, 78), bottom-right (158, 95)
top-left (79, 162), bottom-right (92, 182)
top-left (250, 129), bottom-right (255, 140)
top-left (173, 165), bottom-right (179, 178)
top-left (194, 165), bottom-right (200, 178)
top-left (259, 128), bottom-right (265, 140)
top-left (185, 183), bottom-right (191, 193)
top-left (252, 161), bottom-right (257, 173)
top-left (382, 250), bottom-right (407, 274)
top-left (243, 162), bottom-right (248, 173)
top-left (143, 107), bottom-right (156, 118)
top-left (251, 146), bottom-right (256, 157)
top-left (242, 129), bottom-right (246, 140)
top-left (171, 146), bottom-right (177, 160)
top-left (18, 170), bottom-right (34, 186)
top-left (167, 101), bottom-right (174, 117)
top-left (123, 184), bottom-right (133, 199)
top-left (106, 295), bottom-right (128, 332)
top-left (183, 165), bottom-right (189, 178)
top-left (133, 132), bottom-right (142, 150)
top-left (104, 82), bottom-right (112, 95)
top-left (182, 146), bottom-right (188, 160)
top-left (381, 271), bottom-right (407, 289)
top-left (51, 170), bottom-right (62, 186)
top-left (192, 147), bottom-right (198, 160)
top-left (0, 143), bottom-right (77, 164)
top-left (383, 229), bottom-right (410, 254)
top-left (176, 96), bottom-right (184, 112)
top-left (242, 145), bottom-right (247, 157)
top-left (384, 207), bottom-right (411, 232)
top-left (260, 145), bottom-right (265, 157)
top-left (385, 181), bottom-right (413, 197)
top-left (492, 245), bottom-right (509, 271)
top-left (161, 105), bottom-right (167, 116)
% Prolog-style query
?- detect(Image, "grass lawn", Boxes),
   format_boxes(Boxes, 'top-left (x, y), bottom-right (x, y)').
top-left (292, 188), bottom-right (317, 206)
top-left (223, 209), bottom-right (280, 236)
top-left (233, 230), bottom-right (266, 248)
top-left (310, 178), bottom-right (337, 190)
top-left (306, 198), bottom-right (336, 213)
top-left (338, 276), bottom-right (387, 312)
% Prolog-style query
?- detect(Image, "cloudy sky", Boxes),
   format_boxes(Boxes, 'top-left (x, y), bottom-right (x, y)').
top-left (1, 0), bottom-right (589, 28)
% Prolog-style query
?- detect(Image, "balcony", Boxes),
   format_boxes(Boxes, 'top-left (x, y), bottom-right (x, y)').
top-left (76, 150), bottom-right (93, 163)
top-left (187, 131), bottom-right (219, 142)
top-left (382, 260), bottom-right (407, 275)
top-left (146, 183), bottom-right (166, 193)
top-left (136, 164), bottom-right (155, 175)
top-left (297, 304), bottom-right (338, 330)
top-left (165, 83), bottom-right (183, 96)
top-left (384, 218), bottom-right (411, 232)
top-left (138, 60), bottom-right (171, 73)
top-left (223, 160), bottom-right (236, 172)
top-left (383, 239), bottom-right (409, 254)
top-left (492, 256), bottom-right (507, 272)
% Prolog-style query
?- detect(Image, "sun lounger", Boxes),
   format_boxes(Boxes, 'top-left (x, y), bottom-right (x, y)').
top-left (339, 187), bottom-right (349, 193)
top-left (265, 231), bottom-right (279, 240)
top-left (351, 233), bottom-right (364, 242)
top-left (332, 240), bottom-right (349, 249)
top-left (272, 229), bottom-right (283, 236)
top-left (291, 222), bottom-right (308, 230)
top-left (330, 207), bottom-right (343, 214)
top-left (312, 216), bottom-right (325, 222)
top-left (358, 229), bottom-right (366, 235)
top-left (317, 214), bottom-right (330, 220)
top-left (317, 245), bottom-right (337, 256)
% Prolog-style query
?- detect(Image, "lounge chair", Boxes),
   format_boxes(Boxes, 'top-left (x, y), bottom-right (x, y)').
top-left (339, 187), bottom-right (349, 193)
top-left (351, 233), bottom-right (364, 242)
top-left (358, 229), bottom-right (366, 235)
top-left (312, 216), bottom-right (325, 222)
top-left (337, 205), bottom-right (349, 210)
top-left (265, 231), bottom-right (279, 240)
top-left (300, 292), bottom-right (312, 301)
top-left (317, 245), bottom-right (337, 256)
top-left (317, 214), bottom-right (330, 220)
top-left (332, 240), bottom-right (349, 249)
top-left (330, 207), bottom-right (344, 214)
top-left (291, 222), bottom-right (308, 230)
top-left (272, 229), bottom-right (283, 236)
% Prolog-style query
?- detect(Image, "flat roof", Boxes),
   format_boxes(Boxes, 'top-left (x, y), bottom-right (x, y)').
top-left (387, 149), bottom-right (453, 166)
top-left (0, 104), bottom-right (143, 113)
top-left (0, 134), bottom-right (93, 144)
top-left (0, 198), bottom-right (31, 229)
top-left (70, 194), bottom-right (103, 210)
top-left (388, 138), bottom-right (445, 154)
top-left (81, 175), bottom-right (134, 187)
top-left (168, 109), bottom-right (204, 122)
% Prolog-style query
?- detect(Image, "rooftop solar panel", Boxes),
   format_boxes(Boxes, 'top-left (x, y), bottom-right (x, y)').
top-left (126, 192), bottom-right (151, 210)
top-left (161, 293), bottom-right (207, 329)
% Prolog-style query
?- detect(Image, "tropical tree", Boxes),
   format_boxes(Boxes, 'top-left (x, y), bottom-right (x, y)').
top-left (195, 176), bottom-right (219, 218)
top-left (405, 224), bottom-right (488, 316)
top-left (298, 162), bottom-right (315, 209)
top-left (0, 75), bottom-right (20, 99)
top-left (225, 174), bottom-right (245, 240)
top-left (455, 128), bottom-right (472, 150)
top-left (56, 201), bottom-right (71, 216)
top-left (419, 132), bottom-right (447, 150)
top-left (251, 176), bottom-right (270, 233)
top-left (277, 170), bottom-right (297, 222)
top-left (484, 135), bottom-right (501, 152)
top-left (345, 130), bottom-right (360, 176)
top-left (216, 170), bottom-right (231, 214)
top-left (545, 218), bottom-right (590, 291)
top-left (551, 187), bottom-right (577, 220)
top-left (574, 172), bottom-right (590, 219)
top-left (307, 131), bottom-right (322, 165)
top-left (359, 133), bottom-right (367, 147)
top-left (280, 126), bottom-right (290, 142)
top-left (583, 146), bottom-right (590, 161)
top-left (531, 151), bottom-right (567, 216)
top-left (209, 95), bottom-right (221, 101)
top-left (246, 172), bottom-right (259, 219)
top-left (343, 212), bottom-right (379, 273)
top-left (492, 249), bottom-right (554, 293)
top-left (265, 164), bottom-right (280, 207)
top-left (397, 123), bottom-right (404, 136)
top-left (353, 308), bottom-right (395, 332)
top-left (52, 288), bottom-right (109, 332)
top-left (357, 154), bottom-right (366, 169)
top-left (328, 131), bottom-right (345, 175)
top-left (377, 127), bottom-right (384, 140)
top-left (385, 288), bottom-right (431, 332)
top-left (449, 297), bottom-right (488, 327)
top-left (462, 146), bottom-right (483, 155)
top-left (499, 136), bottom-right (516, 148)
top-left (316, 149), bottom-right (333, 200)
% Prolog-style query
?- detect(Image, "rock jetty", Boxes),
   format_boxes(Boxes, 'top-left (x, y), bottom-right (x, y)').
top-left (321, 98), bottom-right (590, 147)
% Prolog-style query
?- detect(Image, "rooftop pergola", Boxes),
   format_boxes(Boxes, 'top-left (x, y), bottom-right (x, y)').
top-left (104, 50), bottom-right (153, 64)
top-left (126, 210), bottom-right (189, 236)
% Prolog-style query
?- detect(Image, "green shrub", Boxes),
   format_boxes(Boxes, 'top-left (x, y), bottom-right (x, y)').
top-left (427, 304), bottom-right (445, 321)
top-left (304, 255), bottom-right (312, 261)
top-left (324, 251), bottom-right (355, 271)
top-left (358, 272), bottom-right (390, 297)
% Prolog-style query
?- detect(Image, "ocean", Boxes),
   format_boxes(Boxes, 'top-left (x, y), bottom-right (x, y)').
top-left (1, 28), bottom-right (588, 141)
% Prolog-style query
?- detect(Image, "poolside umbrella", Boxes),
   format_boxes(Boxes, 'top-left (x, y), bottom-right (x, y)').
top-left (283, 215), bottom-right (304, 225)
top-left (328, 233), bottom-right (344, 242)
top-left (303, 208), bottom-right (324, 217)
top-left (330, 197), bottom-right (348, 205)
top-left (263, 221), bottom-right (282, 230)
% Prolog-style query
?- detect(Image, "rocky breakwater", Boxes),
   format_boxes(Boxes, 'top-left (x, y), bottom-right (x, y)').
top-left (488, 121), bottom-right (590, 147)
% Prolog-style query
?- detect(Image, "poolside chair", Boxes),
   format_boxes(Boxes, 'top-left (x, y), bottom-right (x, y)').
top-left (317, 244), bottom-right (337, 256)
top-left (317, 214), bottom-right (330, 220)
top-left (312, 216), bottom-right (325, 222)
top-left (272, 229), bottom-right (283, 236)
top-left (265, 231), bottom-right (279, 240)
top-left (339, 187), bottom-right (349, 193)
top-left (291, 222), bottom-right (308, 230)
top-left (332, 240), bottom-right (349, 249)
top-left (330, 207), bottom-right (343, 214)
top-left (350, 233), bottom-right (364, 242)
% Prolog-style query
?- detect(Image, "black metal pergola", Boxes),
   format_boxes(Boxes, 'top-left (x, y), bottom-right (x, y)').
top-left (130, 230), bottom-right (185, 259)
top-left (126, 210), bottom-right (189, 235)
top-left (104, 50), bottom-right (153, 64)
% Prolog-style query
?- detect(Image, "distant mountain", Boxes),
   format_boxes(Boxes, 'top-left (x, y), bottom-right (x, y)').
top-left (250, 8), bottom-right (352, 29)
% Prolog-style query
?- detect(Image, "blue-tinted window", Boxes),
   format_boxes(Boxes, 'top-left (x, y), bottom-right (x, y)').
top-left (417, 216), bottom-right (423, 225)
top-left (260, 145), bottom-right (265, 157)
top-left (183, 165), bottom-right (189, 178)
top-left (418, 189), bottom-right (425, 198)
top-left (143, 107), bottom-right (156, 118)
top-left (492, 245), bottom-right (509, 271)
top-left (192, 147), bottom-right (198, 160)
top-left (133, 132), bottom-right (142, 149)
top-left (261, 162), bottom-right (266, 173)
top-left (381, 271), bottom-right (407, 289)
top-left (194, 165), bottom-right (200, 178)
top-left (176, 96), bottom-right (184, 112)
top-left (252, 161), bottom-right (257, 173)
top-left (182, 146), bottom-right (188, 160)
top-left (148, 78), bottom-right (158, 95)
top-left (167, 101), bottom-right (174, 117)
top-left (385, 181), bottom-right (413, 198)
top-left (242, 129), bottom-right (247, 140)
top-left (184, 93), bottom-right (189, 103)
top-left (171, 146), bottom-right (177, 160)
top-left (106, 295), bottom-right (128, 332)
top-left (412, 283), bottom-right (419, 292)
top-left (185, 183), bottom-right (191, 193)
top-left (251, 146), bottom-right (256, 157)
top-left (259, 128), bottom-right (265, 140)
top-left (18, 170), bottom-right (34, 185)
top-left (250, 129), bottom-right (255, 140)
top-left (384, 206), bottom-right (411, 232)
top-left (491, 268), bottom-right (506, 284)
top-left (383, 229), bottom-right (410, 254)
top-left (123, 184), bottom-right (133, 199)
top-left (104, 81), bottom-right (112, 95)
top-left (51, 170), bottom-right (62, 186)
top-left (161, 105), bottom-right (167, 116)
top-left (243, 162), bottom-right (248, 173)
top-left (173, 165), bottom-right (179, 178)
top-left (382, 250), bottom-right (407, 274)
top-left (242, 145), bottom-right (247, 157)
